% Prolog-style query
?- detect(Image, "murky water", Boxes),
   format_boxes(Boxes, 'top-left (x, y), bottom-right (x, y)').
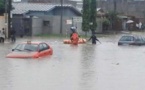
top-left (1, 33), bottom-right (145, 90)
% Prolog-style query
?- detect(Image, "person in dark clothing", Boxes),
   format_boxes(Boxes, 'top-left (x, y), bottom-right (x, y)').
top-left (2, 28), bottom-right (5, 38)
top-left (88, 34), bottom-right (101, 44)
top-left (10, 28), bottom-right (16, 42)
top-left (0, 28), bottom-right (5, 43)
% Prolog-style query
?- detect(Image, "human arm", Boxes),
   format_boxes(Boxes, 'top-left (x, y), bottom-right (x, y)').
top-left (88, 36), bottom-right (92, 41)
top-left (96, 38), bottom-right (101, 43)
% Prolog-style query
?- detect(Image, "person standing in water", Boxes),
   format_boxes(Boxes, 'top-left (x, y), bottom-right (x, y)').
top-left (10, 27), bottom-right (16, 42)
top-left (88, 34), bottom-right (100, 44)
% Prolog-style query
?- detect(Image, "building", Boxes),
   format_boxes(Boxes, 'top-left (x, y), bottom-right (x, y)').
top-left (75, 0), bottom-right (145, 20)
top-left (11, 2), bottom-right (82, 36)
top-left (15, 0), bottom-right (77, 5)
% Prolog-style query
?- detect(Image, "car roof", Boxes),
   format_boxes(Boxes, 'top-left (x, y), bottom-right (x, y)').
top-left (121, 34), bottom-right (142, 37)
top-left (22, 41), bottom-right (46, 44)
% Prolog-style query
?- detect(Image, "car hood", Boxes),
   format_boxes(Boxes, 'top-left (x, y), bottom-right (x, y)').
top-left (6, 51), bottom-right (38, 58)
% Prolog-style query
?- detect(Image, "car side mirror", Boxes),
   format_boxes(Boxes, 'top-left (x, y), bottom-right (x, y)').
top-left (12, 49), bottom-right (14, 51)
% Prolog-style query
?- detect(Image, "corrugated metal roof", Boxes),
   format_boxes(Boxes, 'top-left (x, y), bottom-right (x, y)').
top-left (12, 3), bottom-right (73, 14)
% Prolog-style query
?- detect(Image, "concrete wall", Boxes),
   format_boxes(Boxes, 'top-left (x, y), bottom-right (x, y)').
top-left (32, 17), bottom-right (43, 36)
top-left (12, 15), bottom-right (103, 36)
top-left (51, 16), bottom-right (60, 34)
top-left (96, 18), bottom-right (103, 33)
top-left (0, 16), bottom-right (5, 30)
top-left (31, 15), bottom-right (103, 35)
top-left (51, 16), bottom-right (84, 35)
top-left (40, 16), bottom-right (53, 34)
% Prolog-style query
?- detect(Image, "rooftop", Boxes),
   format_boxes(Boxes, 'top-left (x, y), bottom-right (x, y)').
top-left (12, 3), bottom-right (79, 14)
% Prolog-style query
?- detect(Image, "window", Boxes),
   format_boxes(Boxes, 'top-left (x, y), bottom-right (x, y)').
top-left (43, 21), bottom-right (50, 26)
top-left (14, 44), bottom-right (38, 51)
top-left (39, 44), bottom-right (44, 51)
top-left (120, 36), bottom-right (134, 41)
top-left (42, 43), bottom-right (49, 50)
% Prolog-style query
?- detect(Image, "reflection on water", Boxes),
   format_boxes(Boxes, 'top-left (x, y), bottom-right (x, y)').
top-left (79, 45), bottom-right (97, 90)
top-left (1, 34), bottom-right (145, 90)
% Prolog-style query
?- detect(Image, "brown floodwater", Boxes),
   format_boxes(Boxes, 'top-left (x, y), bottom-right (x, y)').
top-left (1, 33), bottom-right (145, 90)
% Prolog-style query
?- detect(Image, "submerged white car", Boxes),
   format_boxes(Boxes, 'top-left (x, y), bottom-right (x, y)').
top-left (118, 35), bottom-right (145, 46)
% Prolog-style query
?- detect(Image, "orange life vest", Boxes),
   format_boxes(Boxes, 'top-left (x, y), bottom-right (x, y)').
top-left (71, 33), bottom-right (79, 45)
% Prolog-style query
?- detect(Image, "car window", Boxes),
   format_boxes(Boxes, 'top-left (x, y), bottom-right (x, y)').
top-left (120, 36), bottom-right (134, 41)
top-left (39, 44), bottom-right (44, 51)
top-left (15, 44), bottom-right (25, 50)
top-left (135, 37), bottom-right (142, 41)
top-left (42, 43), bottom-right (49, 50)
top-left (140, 37), bottom-right (145, 42)
top-left (143, 37), bottom-right (145, 41)
top-left (24, 44), bottom-right (38, 51)
top-left (14, 44), bottom-right (38, 51)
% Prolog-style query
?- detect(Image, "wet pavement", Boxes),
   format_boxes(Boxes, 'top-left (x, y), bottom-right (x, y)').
top-left (1, 33), bottom-right (145, 90)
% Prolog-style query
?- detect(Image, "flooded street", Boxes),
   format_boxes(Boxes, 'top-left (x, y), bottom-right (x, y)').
top-left (1, 33), bottom-right (145, 90)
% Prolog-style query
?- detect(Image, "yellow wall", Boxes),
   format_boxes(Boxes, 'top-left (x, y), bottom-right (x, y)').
top-left (0, 16), bottom-right (5, 29)
top-left (0, 15), bottom-right (8, 38)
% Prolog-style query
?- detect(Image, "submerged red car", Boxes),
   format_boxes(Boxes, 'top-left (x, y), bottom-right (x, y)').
top-left (6, 41), bottom-right (53, 58)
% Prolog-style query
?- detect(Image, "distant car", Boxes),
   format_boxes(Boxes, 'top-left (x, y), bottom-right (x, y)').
top-left (6, 41), bottom-right (53, 58)
top-left (118, 35), bottom-right (145, 46)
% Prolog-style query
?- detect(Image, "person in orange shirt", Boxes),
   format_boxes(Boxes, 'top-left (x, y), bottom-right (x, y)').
top-left (70, 31), bottom-right (79, 45)
top-left (69, 26), bottom-right (79, 45)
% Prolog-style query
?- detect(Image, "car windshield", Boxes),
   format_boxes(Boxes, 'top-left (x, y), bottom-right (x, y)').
top-left (120, 36), bottom-right (134, 41)
top-left (14, 43), bottom-right (38, 52)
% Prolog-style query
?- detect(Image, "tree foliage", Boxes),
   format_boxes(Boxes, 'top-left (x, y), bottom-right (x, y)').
top-left (82, 0), bottom-right (90, 33)
top-left (89, 0), bottom-right (97, 34)
top-left (106, 11), bottom-right (119, 30)
top-left (82, 0), bottom-right (97, 34)
top-left (0, 0), bottom-right (5, 15)
top-left (102, 18), bottom-right (110, 31)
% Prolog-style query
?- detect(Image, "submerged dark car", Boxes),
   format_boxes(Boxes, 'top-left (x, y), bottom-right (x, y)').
top-left (118, 35), bottom-right (145, 46)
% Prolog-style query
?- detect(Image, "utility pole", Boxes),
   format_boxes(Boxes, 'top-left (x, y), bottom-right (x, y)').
top-left (8, 0), bottom-right (12, 38)
top-left (113, 0), bottom-right (116, 13)
top-left (60, 0), bottom-right (63, 34)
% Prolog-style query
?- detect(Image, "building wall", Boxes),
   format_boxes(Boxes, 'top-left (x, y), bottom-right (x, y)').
top-left (40, 16), bottom-right (53, 34)
top-left (99, 0), bottom-right (145, 19)
top-left (0, 16), bottom-right (5, 30)
top-left (30, 16), bottom-right (83, 35)
top-left (32, 18), bottom-right (43, 36)
top-left (12, 15), bottom-right (24, 36)
top-left (12, 15), bottom-right (102, 36)
top-left (52, 16), bottom-right (74, 35)
top-left (76, 0), bottom-right (145, 22)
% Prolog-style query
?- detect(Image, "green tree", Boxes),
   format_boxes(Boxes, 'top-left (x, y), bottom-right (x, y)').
top-left (0, 0), bottom-right (5, 15)
top-left (106, 11), bottom-right (118, 30)
top-left (82, 0), bottom-right (90, 35)
top-left (90, 0), bottom-right (97, 34)
top-left (102, 18), bottom-right (110, 31)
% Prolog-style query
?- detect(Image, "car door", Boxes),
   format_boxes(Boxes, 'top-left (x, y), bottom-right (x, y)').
top-left (38, 44), bottom-right (45, 57)
top-left (42, 43), bottom-right (51, 56)
top-left (135, 36), bottom-right (144, 45)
